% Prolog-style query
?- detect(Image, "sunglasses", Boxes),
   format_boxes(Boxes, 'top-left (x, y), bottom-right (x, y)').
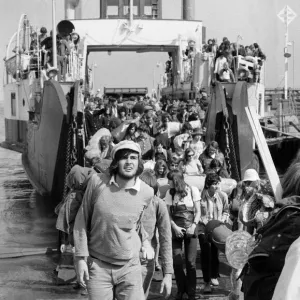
top-left (170, 164), bottom-right (178, 167)
top-left (187, 154), bottom-right (194, 157)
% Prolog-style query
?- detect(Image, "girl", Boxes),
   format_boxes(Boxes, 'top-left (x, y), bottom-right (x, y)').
top-left (123, 123), bottom-right (138, 142)
top-left (179, 148), bottom-right (203, 176)
top-left (165, 170), bottom-right (201, 300)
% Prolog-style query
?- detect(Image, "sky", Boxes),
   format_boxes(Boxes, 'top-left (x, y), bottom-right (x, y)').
top-left (1, 0), bottom-right (300, 96)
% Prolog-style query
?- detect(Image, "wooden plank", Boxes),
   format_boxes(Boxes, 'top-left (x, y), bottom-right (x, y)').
top-left (247, 107), bottom-right (279, 182)
top-left (231, 81), bottom-right (254, 178)
top-left (245, 106), bottom-right (282, 201)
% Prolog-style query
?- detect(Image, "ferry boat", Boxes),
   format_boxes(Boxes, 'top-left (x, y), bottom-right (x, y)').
top-left (1, 0), bottom-right (292, 201)
top-left (1, 0), bottom-right (205, 201)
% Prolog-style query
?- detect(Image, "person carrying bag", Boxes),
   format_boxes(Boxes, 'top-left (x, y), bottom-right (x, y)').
top-left (165, 170), bottom-right (201, 300)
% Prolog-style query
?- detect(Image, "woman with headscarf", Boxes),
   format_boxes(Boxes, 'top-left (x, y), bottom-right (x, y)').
top-left (98, 135), bottom-right (113, 160)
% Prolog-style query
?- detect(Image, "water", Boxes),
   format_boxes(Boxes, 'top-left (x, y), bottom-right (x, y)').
top-left (0, 101), bottom-right (84, 299)
top-left (0, 101), bottom-right (57, 257)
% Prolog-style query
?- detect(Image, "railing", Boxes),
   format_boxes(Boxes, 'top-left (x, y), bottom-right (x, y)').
top-left (183, 58), bottom-right (193, 83)
top-left (66, 49), bottom-right (82, 81)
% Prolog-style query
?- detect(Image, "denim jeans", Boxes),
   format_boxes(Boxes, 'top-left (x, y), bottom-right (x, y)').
top-left (172, 236), bottom-right (197, 298)
top-left (87, 256), bottom-right (144, 300)
top-left (198, 234), bottom-right (219, 283)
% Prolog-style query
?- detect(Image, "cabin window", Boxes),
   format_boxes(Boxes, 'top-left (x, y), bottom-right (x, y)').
top-left (107, 0), bottom-right (119, 16)
top-left (144, 0), bottom-right (152, 16)
top-left (11, 92), bottom-right (16, 116)
top-left (123, 0), bottom-right (139, 16)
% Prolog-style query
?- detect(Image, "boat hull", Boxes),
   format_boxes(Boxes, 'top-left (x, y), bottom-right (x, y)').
top-left (22, 80), bottom-right (73, 204)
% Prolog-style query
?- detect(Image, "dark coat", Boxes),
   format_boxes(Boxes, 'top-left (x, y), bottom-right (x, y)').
top-left (241, 196), bottom-right (300, 300)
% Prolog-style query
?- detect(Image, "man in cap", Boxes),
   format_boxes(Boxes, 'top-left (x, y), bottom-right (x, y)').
top-left (74, 141), bottom-right (155, 300)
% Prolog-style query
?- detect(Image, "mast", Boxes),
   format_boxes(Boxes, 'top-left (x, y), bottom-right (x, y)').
top-left (65, 0), bottom-right (80, 20)
top-left (52, 0), bottom-right (57, 71)
top-left (182, 0), bottom-right (195, 21)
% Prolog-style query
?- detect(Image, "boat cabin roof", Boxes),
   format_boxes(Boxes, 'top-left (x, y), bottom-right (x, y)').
top-left (69, 19), bottom-right (202, 52)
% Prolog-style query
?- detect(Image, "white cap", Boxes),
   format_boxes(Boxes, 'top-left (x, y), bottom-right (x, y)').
top-left (242, 169), bottom-right (260, 182)
top-left (111, 141), bottom-right (141, 160)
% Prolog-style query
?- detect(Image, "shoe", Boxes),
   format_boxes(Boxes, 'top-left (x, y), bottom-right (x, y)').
top-left (211, 278), bottom-right (219, 286)
top-left (80, 287), bottom-right (88, 296)
top-left (203, 283), bottom-right (212, 293)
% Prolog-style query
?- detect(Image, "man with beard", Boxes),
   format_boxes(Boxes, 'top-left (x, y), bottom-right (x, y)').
top-left (74, 141), bottom-right (155, 300)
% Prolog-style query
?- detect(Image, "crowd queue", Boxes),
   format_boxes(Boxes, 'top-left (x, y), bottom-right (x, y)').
top-left (54, 77), bottom-right (300, 300)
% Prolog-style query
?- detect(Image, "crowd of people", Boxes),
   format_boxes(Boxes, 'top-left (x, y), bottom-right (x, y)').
top-left (203, 37), bottom-right (266, 84)
top-left (51, 88), bottom-right (300, 300)
top-left (20, 26), bottom-right (80, 81)
top-left (163, 36), bottom-right (266, 86)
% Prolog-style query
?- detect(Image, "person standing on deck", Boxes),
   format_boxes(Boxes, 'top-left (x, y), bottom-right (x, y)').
top-left (73, 141), bottom-right (155, 300)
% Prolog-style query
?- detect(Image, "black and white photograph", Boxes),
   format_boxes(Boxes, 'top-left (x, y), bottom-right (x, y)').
top-left (0, 0), bottom-right (300, 299)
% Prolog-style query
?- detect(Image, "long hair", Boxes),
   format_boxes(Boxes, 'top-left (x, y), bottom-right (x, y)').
top-left (204, 172), bottom-right (221, 189)
top-left (167, 170), bottom-right (188, 200)
top-left (140, 169), bottom-right (158, 195)
top-left (109, 149), bottom-right (144, 177)
top-left (125, 123), bottom-right (138, 135)
top-left (204, 141), bottom-right (219, 156)
top-left (154, 159), bottom-right (168, 178)
top-left (183, 148), bottom-right (195, 164)
top-left (181, 122), bottom-right (193, 134)
top-left (282, 162), bottom-right (300, 198)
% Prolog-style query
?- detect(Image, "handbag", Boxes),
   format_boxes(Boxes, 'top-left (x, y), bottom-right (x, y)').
top-left (170, 187), bottom-right (198, 238)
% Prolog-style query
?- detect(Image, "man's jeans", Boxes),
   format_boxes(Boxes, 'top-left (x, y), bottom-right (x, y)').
top-left (172, 236), bottom-right (197, 298)
top-left (87, 256), bottom-right (144, 300)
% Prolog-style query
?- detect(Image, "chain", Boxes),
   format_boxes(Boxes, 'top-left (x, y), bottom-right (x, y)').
top-left (220, 86), bottom-right (240, 181)
top-left (227, 122), bottom-right (241, 182)
top-left (223, 116), bottom-right (232, 176)
top-left (62, 121), bottom-right (73, 201)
